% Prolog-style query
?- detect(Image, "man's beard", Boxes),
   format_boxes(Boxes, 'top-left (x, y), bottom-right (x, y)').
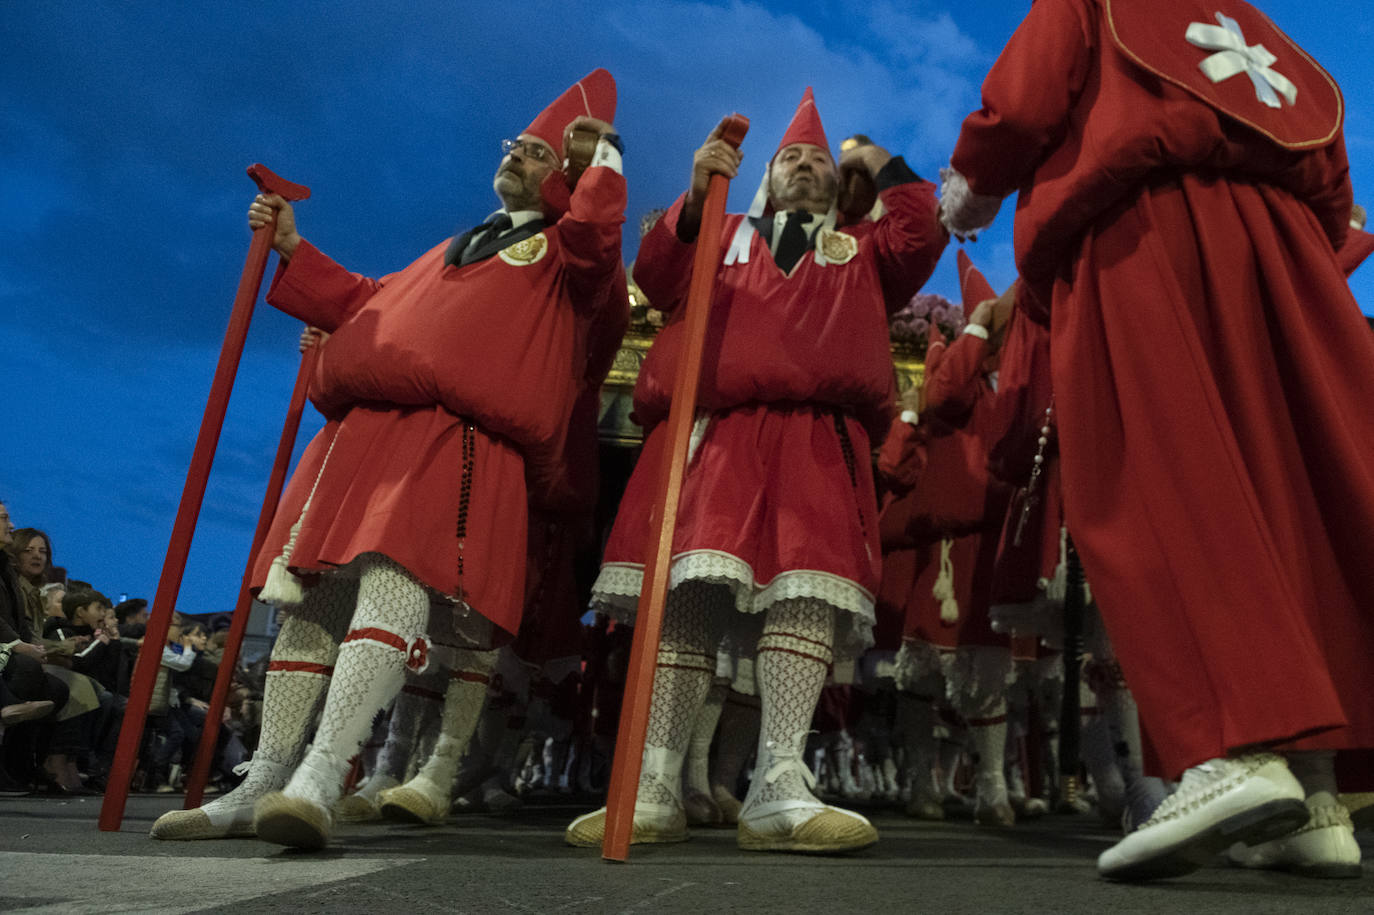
top-left (774, 171), bottom-right (837, 212)
top-left (494, 166), bottom-right (540, 210)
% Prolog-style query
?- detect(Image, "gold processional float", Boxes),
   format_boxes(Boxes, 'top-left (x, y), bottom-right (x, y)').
top-left (597, 272), bottom-right (932, 448)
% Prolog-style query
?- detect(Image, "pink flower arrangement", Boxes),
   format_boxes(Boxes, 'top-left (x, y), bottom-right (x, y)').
top-left (890, 292), bottom-right (965, 349)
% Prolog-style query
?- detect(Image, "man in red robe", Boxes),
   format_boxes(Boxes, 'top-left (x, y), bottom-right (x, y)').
top-left (888, 256), bottom-right (1020, 826)
top-left (565, 88), bottom-right (947, 853)
top-left (942, 0), bottom-right (1374, 880)
top-left (151, 69), bottom-right (628, 849)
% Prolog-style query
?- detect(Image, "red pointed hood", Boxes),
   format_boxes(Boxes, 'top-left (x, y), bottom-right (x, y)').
top-left (924, 321), bottom-right (948, 378)
top-left (523, 68), bottom-right (617, 155)
top-left (957, 249), bottom-right (996, 311)
top-left (775, 86), bottom-right (830, 160)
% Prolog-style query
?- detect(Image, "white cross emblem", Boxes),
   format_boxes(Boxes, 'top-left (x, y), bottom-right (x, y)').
top-left (1185, 12), bottom-right (1298, 109)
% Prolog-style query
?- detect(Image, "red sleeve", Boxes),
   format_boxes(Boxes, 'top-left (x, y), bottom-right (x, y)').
top-left (925, 331), bottom-right (990, 423)
top-left (264, 239), bottom-right (384, 332)
top-left (985, 310), bottom-right (1054, 485)
top-left (555, 164), bottom-right (628, 309)
top-left (866, 167), bottom-right (948, 313)
top-left (876, 419), bottom-right (927, 493)
top-left (632, 193), bottom-right (698, 313)
top-left (949, 0), bottom-right (1095, 198)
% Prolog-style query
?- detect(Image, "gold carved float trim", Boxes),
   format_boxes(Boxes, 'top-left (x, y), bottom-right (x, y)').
top-left (598, 280), bottom-right (927, 446)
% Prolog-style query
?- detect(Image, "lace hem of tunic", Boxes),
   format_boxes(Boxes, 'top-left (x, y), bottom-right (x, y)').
top-left (894, 639), bottom-right (1016, 718)
top-left (591, 549), bottom-right (875, 657)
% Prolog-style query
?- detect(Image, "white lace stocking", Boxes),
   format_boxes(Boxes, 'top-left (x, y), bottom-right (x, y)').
top-left (255, 572), bottom-right (355, 769)
top-left (746, 598), bottom-right (834, 812)
top-left (416, 648), bottom-right (499, 792)
top-left (636, 582), bottom-right (728, 809)
top-left (285, 554), bottom-right (430, 809)
top-left (204, 573), bottom-right (353, 815)
top-left (686, 678), bottom-right (728, 796)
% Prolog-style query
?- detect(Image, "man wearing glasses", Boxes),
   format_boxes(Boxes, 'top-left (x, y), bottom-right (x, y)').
top-left (152, 68), bottom-right (627, 850)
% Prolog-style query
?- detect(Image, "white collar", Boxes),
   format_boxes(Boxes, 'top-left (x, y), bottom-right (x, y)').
top-left (728, 206), bottom-right (838, 267)
top-left (497, 208), bottom-right (541, 229)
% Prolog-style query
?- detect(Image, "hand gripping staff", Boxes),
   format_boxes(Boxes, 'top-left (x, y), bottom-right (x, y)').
top-left (602, 115), bottom-right (748, 861)
top-left (99, 165), bottom-right (310, 831)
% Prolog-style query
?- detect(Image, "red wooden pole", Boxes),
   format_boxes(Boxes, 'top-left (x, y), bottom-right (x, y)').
top-left (99, 165), bottom-right (310, 831)
top-left (602, 115), bottom-right (748, 861)
top-left (182, 345), bottom-right (319, 809)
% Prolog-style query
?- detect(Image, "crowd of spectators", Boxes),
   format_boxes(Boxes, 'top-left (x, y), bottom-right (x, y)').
top-left (0, 499), bottom-right (264, 797)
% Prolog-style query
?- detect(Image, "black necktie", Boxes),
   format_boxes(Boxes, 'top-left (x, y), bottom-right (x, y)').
top-left (774, 210), bottom-right (810, 273)
top-left (446, 213), bottom-right (515, 267)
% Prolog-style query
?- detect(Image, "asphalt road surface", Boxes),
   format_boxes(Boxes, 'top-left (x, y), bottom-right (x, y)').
top-left (1, 794), bottom-right (1370, 913)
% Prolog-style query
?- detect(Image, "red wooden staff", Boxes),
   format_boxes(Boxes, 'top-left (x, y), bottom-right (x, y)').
top-left (182, 341), bottom-right (319, 809)
top-left (602, 115), bottom-right (748, 861)
top-left (99, 164), bottom-right (310, 831)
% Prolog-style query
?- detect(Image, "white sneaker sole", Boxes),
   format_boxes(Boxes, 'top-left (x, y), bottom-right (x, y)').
top-left (1100, 796), bottom-right (1309, 882)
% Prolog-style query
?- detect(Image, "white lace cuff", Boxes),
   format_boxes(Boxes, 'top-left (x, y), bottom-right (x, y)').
top-left (590, 551), bottom-right (877, 660)
top-left (939, 165), bottom-right (1002, 240)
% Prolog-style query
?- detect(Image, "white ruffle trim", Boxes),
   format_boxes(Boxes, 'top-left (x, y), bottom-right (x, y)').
top-left (591, 549), bottom-right (875, 658)
top-left (893, 639), bottom-right (946, 694)
top-left (940, 645), bottom-right (1014, 719)
top-left (938, 165), bottom-right (1002, 240)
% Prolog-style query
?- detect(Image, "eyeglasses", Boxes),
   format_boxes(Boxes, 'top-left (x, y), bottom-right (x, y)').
top-left (500, 138), bottom-right (554, 163)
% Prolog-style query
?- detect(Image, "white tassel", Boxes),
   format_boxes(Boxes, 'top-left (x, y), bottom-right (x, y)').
top-left (259, 429), bottom-right (341, 609)
top-left (259, 550), bottom-right (305, 606)
top-left (1037, 525), bottom-right (1091, 605)
top-left (933, 537), bottom-right (959, 624)
top-left (1039, 525), bottom-right (1069, 603)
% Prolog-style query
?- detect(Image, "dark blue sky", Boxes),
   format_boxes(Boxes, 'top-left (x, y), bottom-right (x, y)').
top-left (4, 1), bottom-right (1371, 611)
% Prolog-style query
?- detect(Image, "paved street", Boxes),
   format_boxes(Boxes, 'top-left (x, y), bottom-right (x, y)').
top-left (1, 794), bottom-right (1369, 913)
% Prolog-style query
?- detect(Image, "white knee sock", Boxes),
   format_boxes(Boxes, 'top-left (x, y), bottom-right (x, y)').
top-left (743, 599), bottom-right (834, 819)
top-left (284, 555), bottom-right (430, 810)
top-left (636, 583), bottom-right (724, 810)
top-left (205, 574), bottom-right (354, 818)
top-left (409, 648), bottom-right (498, 800)
top-left (685, 678), bottom-right (728, 798)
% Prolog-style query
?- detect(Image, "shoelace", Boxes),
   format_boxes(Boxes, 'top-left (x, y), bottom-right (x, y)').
top-left (761, 737), bottom-right (818, 790)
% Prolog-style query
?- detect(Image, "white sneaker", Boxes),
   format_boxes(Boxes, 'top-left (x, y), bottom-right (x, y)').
top-left (1097, 753), bottom-right (1309, 882)
top-left (1228, 792), bottom-right (1362, 878)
